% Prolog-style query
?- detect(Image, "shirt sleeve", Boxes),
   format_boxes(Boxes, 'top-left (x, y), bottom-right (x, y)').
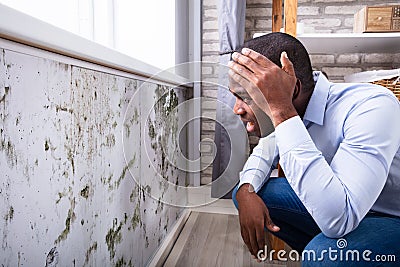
top-left (238, 133), bottom-right (279, 192)
top-left (276, 96), bottom-right (400, 238)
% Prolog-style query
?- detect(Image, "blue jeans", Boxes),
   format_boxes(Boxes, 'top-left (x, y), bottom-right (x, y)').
top-left (232, 178), bottom-right (400, 266)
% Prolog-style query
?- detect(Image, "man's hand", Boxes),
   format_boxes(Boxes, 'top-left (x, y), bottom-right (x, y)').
top-left (236, 184), bottom-right (280, 258)
top-left (228, 48), bottom-right (298, 127)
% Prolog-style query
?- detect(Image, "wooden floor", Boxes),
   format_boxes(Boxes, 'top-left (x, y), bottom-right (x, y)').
top-left (163, 212), bottom-right (301, 267)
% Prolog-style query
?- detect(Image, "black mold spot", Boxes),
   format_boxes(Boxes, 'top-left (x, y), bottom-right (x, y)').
top-left (84, 242), bottom-right (97, 265)
top-left (44, 140), bottom-right (50, 151)
top-left (80, 185), bottom-right (89, 199)
top-left (45, 247), bottom-right (59, 267)
top-left (4, 206), bottom-right (14, 222)
top-left (115, 257), bottom-right (126, 267)
top-left (131, 202), bottom-right (141, 230)
top-left (105, 218), bottom-right (123, 259)
top-left (55, 197), bottom-right (76, 244)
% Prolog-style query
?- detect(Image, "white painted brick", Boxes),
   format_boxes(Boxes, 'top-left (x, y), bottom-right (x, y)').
top-left (246, 7), bottom-right (272, 17)
top-left (255, 19), bottom-right (272, 29)
top-left (202, 76), bottom-right (219, 85)
top-left (202, 66), bottom-right (213, 75)
top-left (246, 19), bottom-right (254, 29)
top-left (204, 8), bottom-right (218, 18)
top-left (300, 18), bottom-right (341, 28)
top-left (203, 42), bottom-right (219, 52)
top-left (200, 141), bottom-right (215, 153)
top-left (203, 20), bottom-right (218, 30)
top-left (200, 173), bottom-right (212, 185)
top-left (202, 121), bottom-right (216, 131)
top-left (298, 6), bottom-right (320, 16)
top-left (363, 54), bottom-right (397, 64)
top-left (322, 67), bottom-right (363, 77)
top-left (247, 0), bottom-right (268, 4)
top-left (202, 99), bottom-right (217, 110)
top-left (203, 31), bottom-right (219, 41)
top-left (202, 89), bottom-right (218, 99)
top-left (203, 0), bottom-right (217, 7)
top-left (325, 5), bottom-right (363, 15)
top-left (335, 29), bottom-right (353, 33)
top-left (202, 55), bottom-right (218, 63)
top-left (314, 0), bottom-right (354, 2)
top-left (310, 54), bottom-right (335, 64)
top-left (200, 155), bottom-right (214, 165)
top-left (344, 18), bottom-right (354, 27)
top-left (336, 54), bottom-right (360, 64)
top-left (364, 67), bottom-right (392, 72)
top-left (202, 110), bottom-right (217, 120)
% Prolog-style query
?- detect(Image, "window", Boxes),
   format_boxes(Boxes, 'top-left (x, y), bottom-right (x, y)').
top-left (0, 0), bottom-right (176, 70)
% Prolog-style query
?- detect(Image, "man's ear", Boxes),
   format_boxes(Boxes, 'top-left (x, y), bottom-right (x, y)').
top-left (292, 79), bottom-right (302, 100)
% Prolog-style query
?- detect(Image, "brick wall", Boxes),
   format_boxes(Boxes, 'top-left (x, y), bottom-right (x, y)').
top-left (201, 0), bottom-right (400, 184)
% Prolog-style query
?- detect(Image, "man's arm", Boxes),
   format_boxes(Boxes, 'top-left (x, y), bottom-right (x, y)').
top-left (238, 133), bottom-right (279, 192)
top-left (276, 96), bottom-right (400, 237)
top-left (236, 133), bottom-right (280, 257)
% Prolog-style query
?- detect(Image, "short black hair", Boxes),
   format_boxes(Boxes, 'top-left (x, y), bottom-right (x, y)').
top-left (238, 32), bottom-right (315, 92)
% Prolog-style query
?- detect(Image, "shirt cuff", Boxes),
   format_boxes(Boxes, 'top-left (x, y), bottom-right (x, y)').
top-left (275, 116), bottom-right (311, 156)
top-left (238, 170), bottom-right (264, 193)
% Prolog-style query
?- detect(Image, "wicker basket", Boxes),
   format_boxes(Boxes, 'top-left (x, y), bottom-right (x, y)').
top-left (344, 69), bottom-right (400, 101)
top-left (371, 77), bottom-right (400, 101)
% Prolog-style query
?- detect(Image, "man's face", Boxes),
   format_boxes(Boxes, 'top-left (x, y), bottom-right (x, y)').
top-left (229, 77), bottom-right (274, 138)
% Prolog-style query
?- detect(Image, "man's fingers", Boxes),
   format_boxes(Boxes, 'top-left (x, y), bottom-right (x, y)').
top-left (280, 51), bottom-right (296, 77)
top-left (248, 228), bottom-right (260, 257)
top-left (228, 60), bottom-right (254, 81)
top-left (240, 226), bottom-right (253, 255)
top-left (265, 215), bottom-right (280, 232)
top-left (255, 225), bottom-right (265, 254)
top-left (241, 48), bottom-right (274, 68)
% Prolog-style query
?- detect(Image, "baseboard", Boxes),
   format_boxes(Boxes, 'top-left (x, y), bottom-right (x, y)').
top-left (147, 209), bottom-right (192, 267)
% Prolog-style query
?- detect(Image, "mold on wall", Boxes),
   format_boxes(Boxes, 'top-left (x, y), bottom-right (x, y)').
top-left (0, 44), bottom-right (188, 266)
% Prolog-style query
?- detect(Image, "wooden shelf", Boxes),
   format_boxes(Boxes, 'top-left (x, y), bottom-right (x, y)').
top-left (253, 32), bottom-right (400, 54)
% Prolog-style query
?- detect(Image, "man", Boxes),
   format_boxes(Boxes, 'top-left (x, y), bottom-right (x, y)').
top-left (228, 32), bottom-right (400, 266)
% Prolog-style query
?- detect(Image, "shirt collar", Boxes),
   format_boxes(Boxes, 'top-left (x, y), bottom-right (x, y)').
top-left (303, 71), bottom-right (331, 126)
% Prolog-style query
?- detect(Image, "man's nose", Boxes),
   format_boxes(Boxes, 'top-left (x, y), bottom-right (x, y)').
top-left (233, 98), bottom-right (246, 115)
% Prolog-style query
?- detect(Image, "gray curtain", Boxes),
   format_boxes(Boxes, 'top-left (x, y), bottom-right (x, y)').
top-left (211, 0), bottom-right (247, 199)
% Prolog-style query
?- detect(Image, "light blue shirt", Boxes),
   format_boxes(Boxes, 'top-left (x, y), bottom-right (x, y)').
top-left (239, 72), bottom-right (400, 238)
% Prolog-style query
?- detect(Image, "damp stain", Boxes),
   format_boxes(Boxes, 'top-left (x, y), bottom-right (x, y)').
top-left (105, 218), bottom-right (123, 259)
top-left (115, 155), bottom-right (136, 189)
top-left (55, 105), bottom-right (73, 114)
top-left (55, 197), bottom-right (76, 244)
top-left (0, 86), bottom-right (10, 104)
top-left (131, 202), bottom-right (141, 230)
top-left (4, 206), bottom-right (14, 222)
top-left (115, 257), bottom-right (126, 267)
top-left (103, 134), bottom-right (116, 148)
top-left (84, 242), bottom-right (98, 265)
top-left (0, 136), bottom-right (18, 167)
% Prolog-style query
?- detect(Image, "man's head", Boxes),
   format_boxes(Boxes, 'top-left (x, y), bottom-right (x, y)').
top-left (230, 32), bottom-right (314, 137)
